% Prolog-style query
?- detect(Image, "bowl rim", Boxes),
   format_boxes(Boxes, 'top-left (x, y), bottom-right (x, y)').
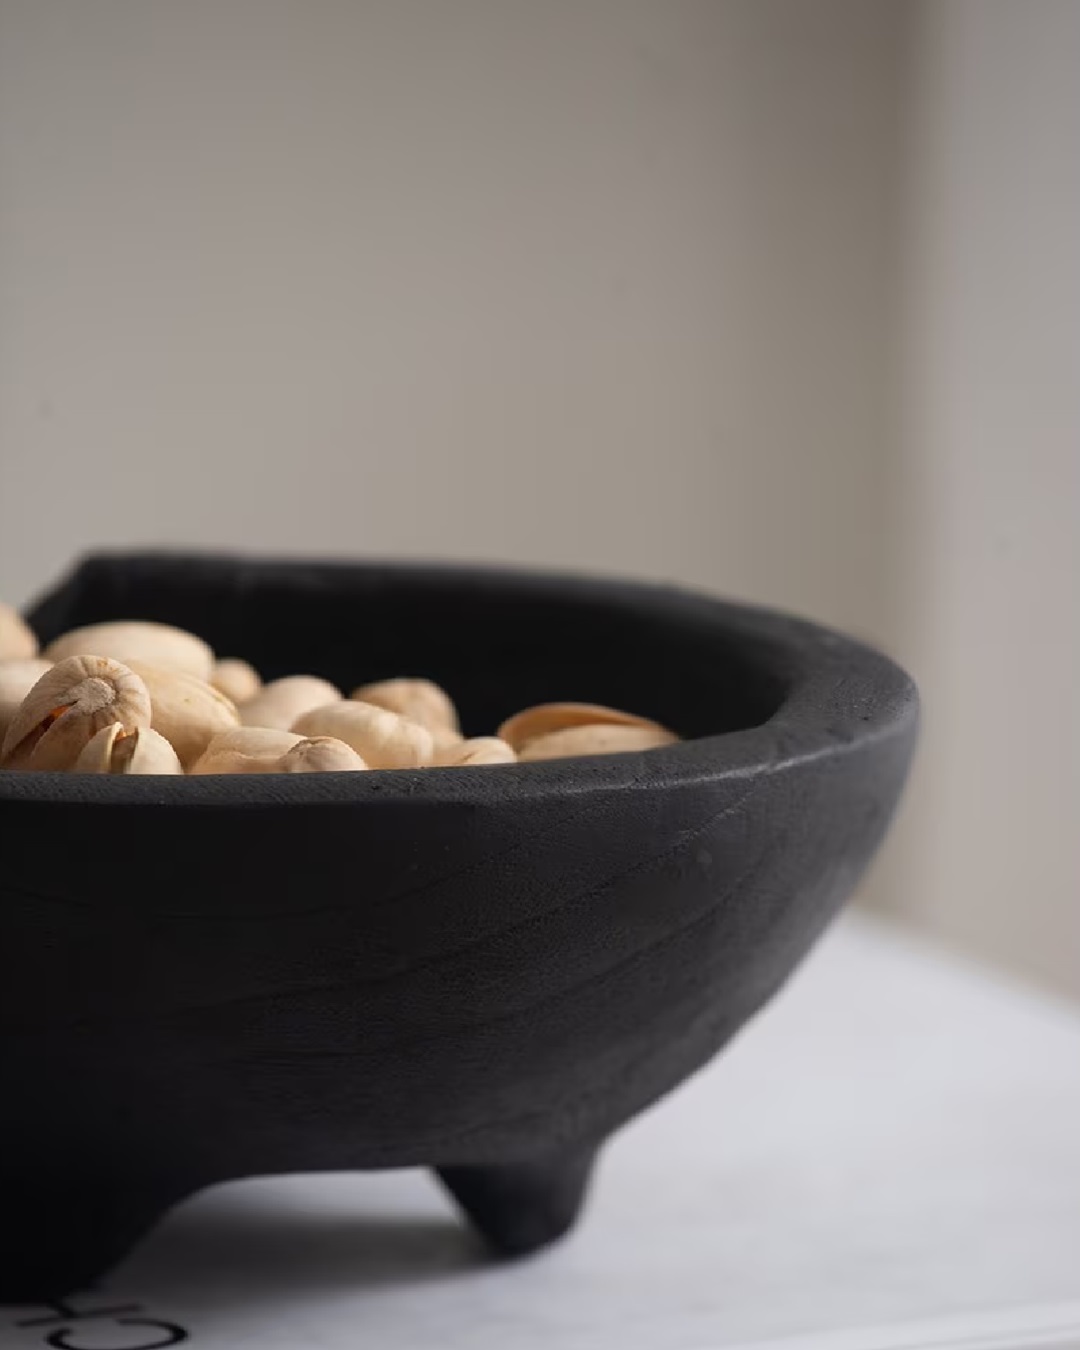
top-left (0, 557), bottom-right (918, 810)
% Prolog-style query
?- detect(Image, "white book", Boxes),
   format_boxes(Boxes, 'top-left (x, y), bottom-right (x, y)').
top-left (5, 916), bottom-right (1079, 1350)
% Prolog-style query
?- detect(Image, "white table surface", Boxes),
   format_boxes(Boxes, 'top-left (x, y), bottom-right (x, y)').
top-left (6, 914), bottom-right (1080, 1350)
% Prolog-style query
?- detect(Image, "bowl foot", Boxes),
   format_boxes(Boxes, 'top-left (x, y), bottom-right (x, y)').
top-left (0, 1171), bottom-right (184, 1304)
top-left (437, 1144), bottom-right (599, 1257)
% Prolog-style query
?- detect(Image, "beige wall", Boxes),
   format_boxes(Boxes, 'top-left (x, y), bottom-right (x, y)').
top-left (0, 0), bottom-right (902, 645)
top-left (876, 0), bottom-right (1080, 999)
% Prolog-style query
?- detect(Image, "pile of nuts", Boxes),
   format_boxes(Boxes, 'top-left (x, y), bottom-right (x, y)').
top-left (0, 604), bottom-right (677, 776)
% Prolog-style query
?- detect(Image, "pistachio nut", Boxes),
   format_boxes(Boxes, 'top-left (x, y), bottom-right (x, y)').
top-left (44, 620), bottom-right (214, 680)
top-left (436, 736), bottom-right (516, 767)
top-left (517, 723), bottom-right (677, 762)
top-left (126, 660), bottom-right (240, 769)
top-left (430, 724), bottom-right (465, 755)
top-left (350, 677), bottom-right (460, 735)
top-left (211, 658), bottom-right (262, 705)
top-left (0, 655), bottom-right (152, 771)
top-left (0, 659), bottom-right (53, 702)
top-left (0, 659), bottom-right (54, 745)
top-left (239, 675), bottom-right (341, 731)
top-left (0, 603), bottom-right (39, 661)
top-left (74, 722), bottom-right (183, 774)
top-left (279, 737), bottom-right (367, 773)
top-left (292, 700), bottom-right (434, 769)
top-left (192, 726), bottom-right (366, 774)
top-left (192, 726), bottom-right (302, 774)
top-left (498, 701), bottom-right (673, 753)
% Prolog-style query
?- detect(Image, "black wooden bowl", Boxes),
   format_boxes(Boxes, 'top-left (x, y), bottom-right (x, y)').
top-left (0, 552), bottom-right (917, 1299)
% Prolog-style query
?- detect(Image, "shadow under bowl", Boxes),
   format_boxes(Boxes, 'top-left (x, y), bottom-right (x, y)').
top-left (0, 551), bottom-right (917, 1299)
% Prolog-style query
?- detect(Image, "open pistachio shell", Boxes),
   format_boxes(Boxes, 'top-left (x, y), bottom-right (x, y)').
top-left (74, 722), bottom-right (183, 774)
top-left (498, 701), bottom-right (673, 753)
top-left (517, 723), bottom-right (677, 762)
top-left (0, 656), bottom-right (152, 771)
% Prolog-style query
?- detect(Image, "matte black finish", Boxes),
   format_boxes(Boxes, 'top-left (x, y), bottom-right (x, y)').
top-left (439, 1146), bottom-right (599, 1258)
top-left (0, 552), bottom-right (917, 1299)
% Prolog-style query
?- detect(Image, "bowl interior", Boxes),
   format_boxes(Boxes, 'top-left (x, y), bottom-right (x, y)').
top-left (30, 559), bottom-right (789, 741)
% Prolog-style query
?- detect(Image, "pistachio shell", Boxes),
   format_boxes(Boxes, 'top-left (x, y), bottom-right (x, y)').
top-left (430, 724), bottom-right (465, 755)
top-left (517, 723), bottom-right (677, 762)
top-left (0, 603), bottom-right (39, 661)
top-left (44, 620), bottom-right (214, 680)
top-left (292, 701), bottom-right (434, 769)
top-left (126, 660), bottom-right (240, 769)
top-left (72, 721), bottom-right (124, 772)
top-left (436, 736), bottom-right (516, 767)
top-left (211, 658), bottom-right (262, 705)
top-left (0, 655), bottom-right (152, 770)
top-left (350, 678), bottom-right (460, 734)
top-left (279, 737), bottom-right (367, 773)
top-left (239, 675), bottom-right (341, 731)
top-left (202, 726), bottom-right (302, 756)
top-left (0, 659), bottom-right (55, 743)
top-left (0, 708), bottom-right (21, 751)
top-left (191, 728), bottom-right (366, 774)
top-left (73, 722), bottom-right (182, 775)
top-left (191, 726), bottom-right (302, 774)
top-left (0, 659), bottom-right (53, 703)
top-left (111, 726), bottom-right (184, 775)
top-left (498, 701), bottom-right (673, 752)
